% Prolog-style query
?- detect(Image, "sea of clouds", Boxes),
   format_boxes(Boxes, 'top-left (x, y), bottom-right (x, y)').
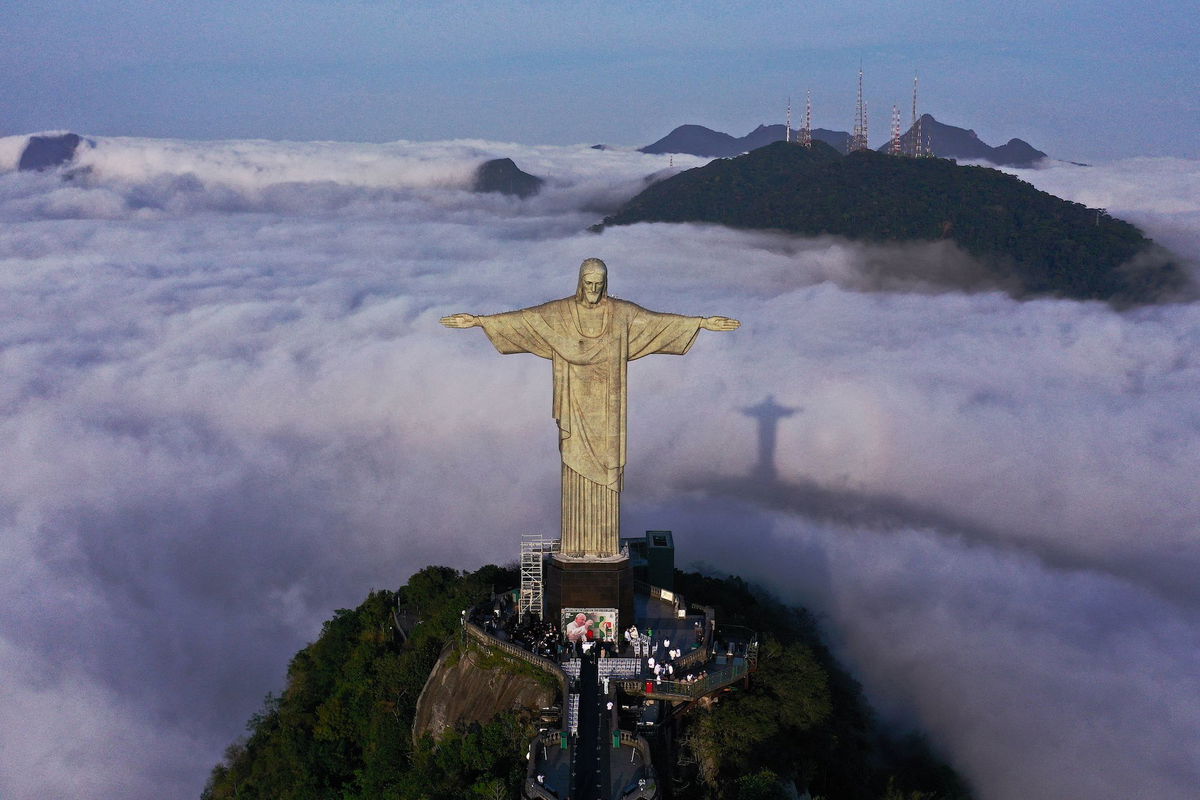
top-left (0, 134), bottom-right (1197, 800)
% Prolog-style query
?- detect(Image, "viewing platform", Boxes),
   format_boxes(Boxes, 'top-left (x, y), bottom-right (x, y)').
top-left (460, 546), bottom-right (757, 800)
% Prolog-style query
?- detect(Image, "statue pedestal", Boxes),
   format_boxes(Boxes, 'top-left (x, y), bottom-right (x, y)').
top-left (544, 553), bottom-right (635, 634)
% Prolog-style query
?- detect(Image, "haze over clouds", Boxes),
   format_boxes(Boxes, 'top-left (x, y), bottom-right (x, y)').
top-left (1, 137), bottom-right (1197, 800)
top-left (3, 2), bottom-right (1196, 161)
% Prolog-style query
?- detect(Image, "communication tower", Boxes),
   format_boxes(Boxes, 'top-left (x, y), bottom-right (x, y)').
top-left (801, 91), bottom-right (813, 148)
top-left (890, 105), bottom-right (902, 155)
top-left (786, 96), bottom-right (792, 143)
top-left (911, 74), bottom-right (925, 157)
top-left (850, 67), bottom-right (869, 152)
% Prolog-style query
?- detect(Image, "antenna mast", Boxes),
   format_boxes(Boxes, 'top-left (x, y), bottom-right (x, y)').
top-left (911, 74), bottom-right (924, 157)
top-left (851, 66), bottom-right (868, 152)
top-left (890, 105), bottom-right (902, 155)
top-left (786, 96), bottom-right (792, 143)
top-left (801, 90), bottom-right (813, 148)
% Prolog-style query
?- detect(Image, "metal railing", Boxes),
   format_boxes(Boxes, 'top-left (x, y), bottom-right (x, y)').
top-left (618, 660), bottom-right (750, 701)
top-left (673, 605), bottom-right (715, 670)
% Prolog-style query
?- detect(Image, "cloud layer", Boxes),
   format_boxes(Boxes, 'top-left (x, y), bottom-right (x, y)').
top-left (1, 136), bottom-right (1197, 799)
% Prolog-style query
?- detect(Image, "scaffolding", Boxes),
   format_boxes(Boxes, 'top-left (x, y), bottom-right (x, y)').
top-left (520, 533), bottom-right (557, 621)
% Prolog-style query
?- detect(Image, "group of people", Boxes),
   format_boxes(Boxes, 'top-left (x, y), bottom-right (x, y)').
top-left (467, 598), bottom-right (559, 660)
top-left (621, 625), bottom-right (708, 684)
top-left (467, 595), bottom-right (717, 679)
top-left (646, 649), bottom-right (710, 686)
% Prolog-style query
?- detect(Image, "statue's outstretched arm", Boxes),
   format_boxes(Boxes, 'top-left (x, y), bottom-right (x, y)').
top-left (700, 316), bottom-right (740, 331)
top-left (440, 313), bottom-right (479, 328)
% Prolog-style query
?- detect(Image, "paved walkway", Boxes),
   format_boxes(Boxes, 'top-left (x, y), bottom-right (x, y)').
top-left (571, 649), bottom-right (612, 800)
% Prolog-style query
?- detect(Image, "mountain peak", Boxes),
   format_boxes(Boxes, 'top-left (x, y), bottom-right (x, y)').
top-left (894, 115), bottom-right (1047, 167)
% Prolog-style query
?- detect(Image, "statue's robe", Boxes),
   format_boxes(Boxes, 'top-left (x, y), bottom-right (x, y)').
top-left (479, 296), bottom-right (701, 557)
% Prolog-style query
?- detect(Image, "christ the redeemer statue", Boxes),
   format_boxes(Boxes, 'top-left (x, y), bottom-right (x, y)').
top-left (441, 258), bottom-right (738, 559)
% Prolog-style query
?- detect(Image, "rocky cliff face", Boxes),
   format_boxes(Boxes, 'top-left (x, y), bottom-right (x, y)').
top-left (413, 641), bottom-right (556, 743)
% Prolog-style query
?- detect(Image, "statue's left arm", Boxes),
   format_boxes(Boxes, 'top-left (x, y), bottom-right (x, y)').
top-left (700, 316), bottom-right (740, 331)
top-left (625, 304), bottom-right (740, 360)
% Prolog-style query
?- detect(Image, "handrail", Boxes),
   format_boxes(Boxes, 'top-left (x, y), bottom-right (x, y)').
top-left (463, 620), bottom-right (570, 700)
top-left (672, 603), bottom-right (714, 670)
top-left (619, 661), bottom-right (750, 701)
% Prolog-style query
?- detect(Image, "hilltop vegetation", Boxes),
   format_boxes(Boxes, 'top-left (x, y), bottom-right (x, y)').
top-left (202, 565), bottom-right (529, 800)
top-left (671, 571), bottom-right (970, 800)
top-left (599, 141), bottom-right (1185, 304)
top-left (203, 566), bottom-right (970, 799)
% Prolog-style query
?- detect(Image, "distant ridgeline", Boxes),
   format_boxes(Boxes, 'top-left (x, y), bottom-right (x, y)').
top-left (600, 141), bottom-right (1186, 304)
top-left (639, 115), bottom-right (1048, 168)
top-left (202, 565), bottom-right (970, 800)
top-left (640, 123), bottom-right (853, 159)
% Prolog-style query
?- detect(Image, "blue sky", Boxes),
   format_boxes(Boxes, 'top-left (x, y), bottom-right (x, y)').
top-left (2, 2), bottom-right (1195, 162)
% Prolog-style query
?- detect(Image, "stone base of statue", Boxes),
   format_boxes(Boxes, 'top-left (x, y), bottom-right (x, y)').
top-left (544, 552), bottom-right (635, 632)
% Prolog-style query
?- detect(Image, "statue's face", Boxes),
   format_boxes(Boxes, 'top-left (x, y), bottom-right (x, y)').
top-left (581, 271), bottom-right (605, 306)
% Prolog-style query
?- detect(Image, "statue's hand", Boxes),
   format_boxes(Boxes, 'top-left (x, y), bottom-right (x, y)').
top-left (440, 313), bottom-right (479, 328)
top-left (701, 316), bottom-right (740, 331)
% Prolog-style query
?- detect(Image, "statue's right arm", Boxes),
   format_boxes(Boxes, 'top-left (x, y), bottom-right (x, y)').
top-left (440, 313), bottom-right (480, 328)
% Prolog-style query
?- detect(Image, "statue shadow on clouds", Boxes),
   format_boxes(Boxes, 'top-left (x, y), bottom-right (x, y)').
top-left (666, 395), bottom-right (1200, 610)
top-left (630, 395), bottom-right (839, 610)
top-left (691, 395), bottom-right (1035, 543)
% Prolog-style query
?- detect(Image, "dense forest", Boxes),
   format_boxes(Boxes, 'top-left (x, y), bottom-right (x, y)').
top-left (202, 565), bottom-right (528, 800)
top-left (203, 566), bottom-right (970, 799)
top-left (669, 571), bottom-right (969, 800)
top-left (597, 141), bottom-right (1185, 304)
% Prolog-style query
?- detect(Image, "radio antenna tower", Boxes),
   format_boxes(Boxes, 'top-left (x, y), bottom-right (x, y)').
top-left (786, 96), bottom-right (792, 143)
top-left (801, 91), bottom-right (812, 148)
top-left (890, 105), bottom-right (902, 155)
top-left (863, 98), bottom-right (868, 151)
top-left (911, 74), bottom-right (924, 157)
top-left (850, 66), bottom-right (868, 152)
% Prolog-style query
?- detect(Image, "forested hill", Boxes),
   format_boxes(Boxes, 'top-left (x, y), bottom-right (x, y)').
top-left (598, 141), bottom-right (1186, 304)
top-left (202, 565), bottom-right (971, 799)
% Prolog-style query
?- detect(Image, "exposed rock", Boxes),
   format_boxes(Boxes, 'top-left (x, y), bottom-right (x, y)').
top-left (413, 640), bottom-right (555, 743)
top-left (19, 133), bottom-right (88, 171)
top-left (473, 157), bottom-right (544, 198)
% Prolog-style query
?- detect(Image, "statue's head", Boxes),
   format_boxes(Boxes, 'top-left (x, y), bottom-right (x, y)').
top-left (576, 258), bottom-right (607, 306)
